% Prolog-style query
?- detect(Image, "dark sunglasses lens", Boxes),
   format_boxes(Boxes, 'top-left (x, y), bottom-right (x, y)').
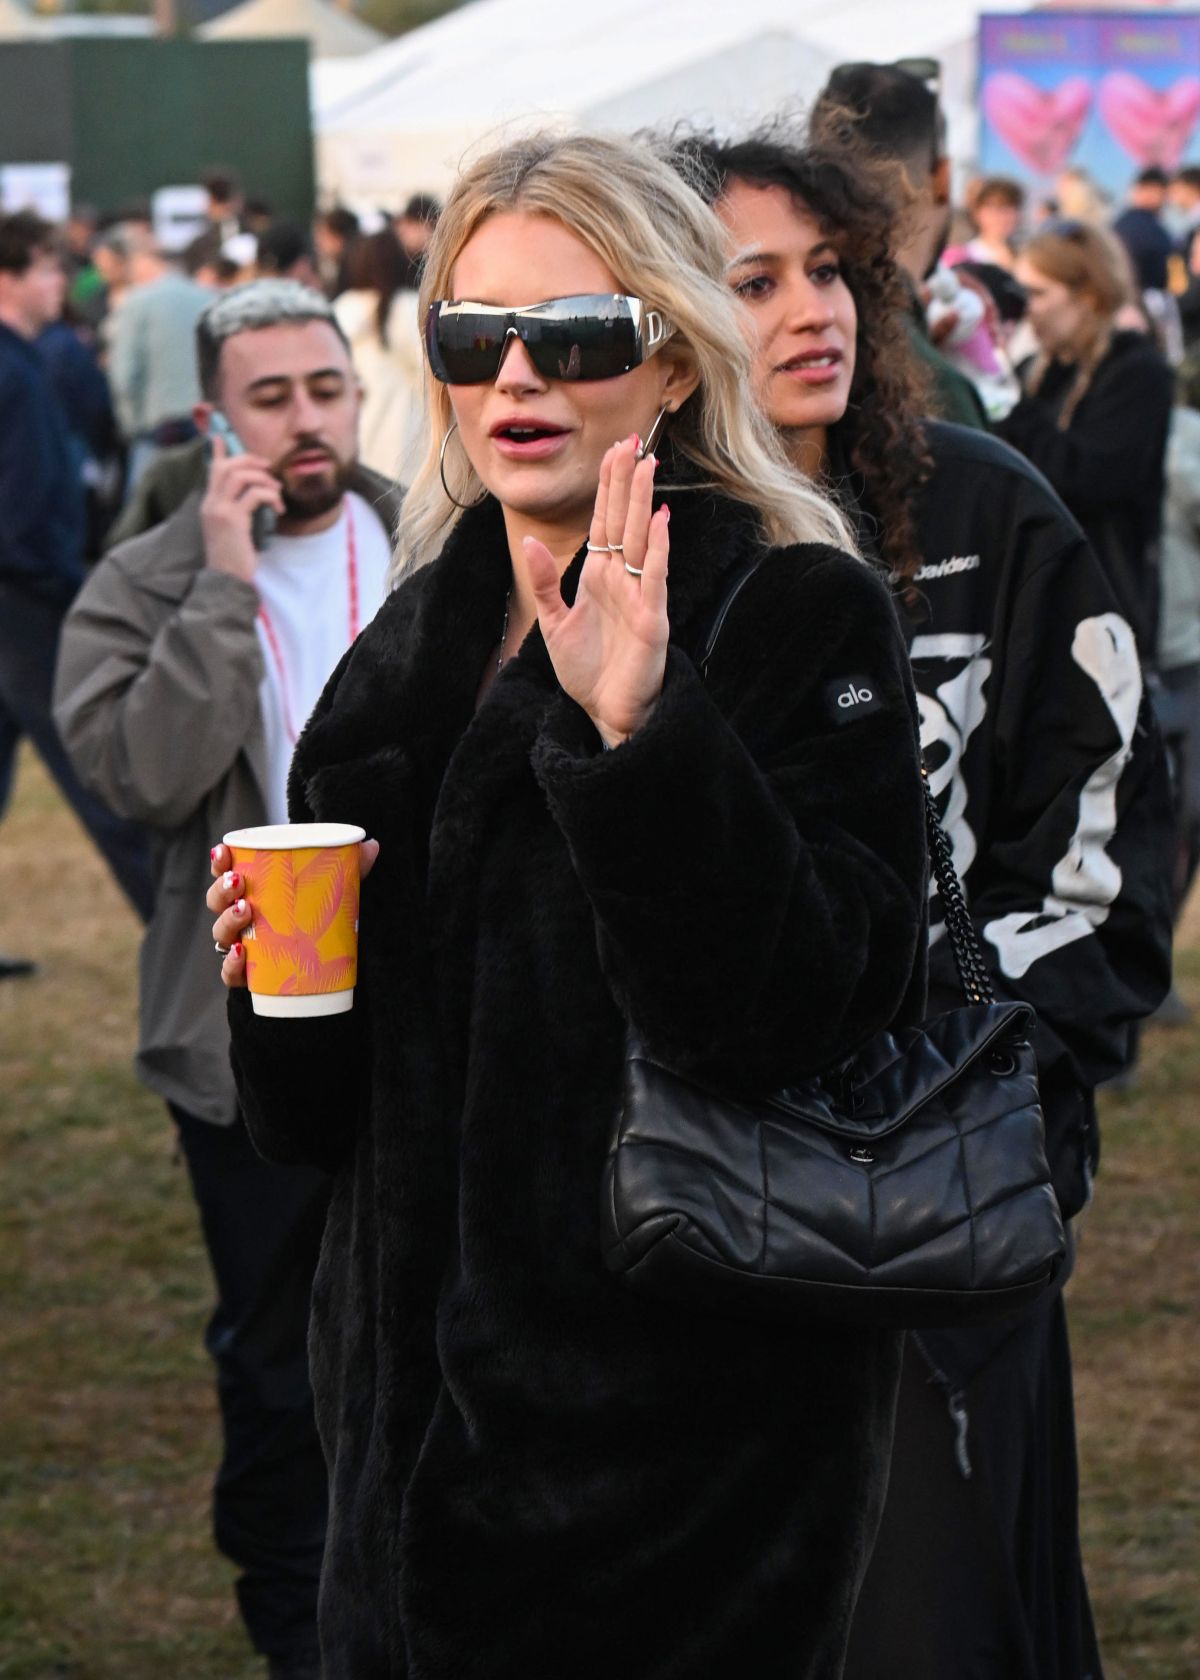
top-left (428, 306), bottom-right (506, 384)
top-left (428, 297), bottom-right (643, 384)
top-left (522, 297), bottom-right (641, 381)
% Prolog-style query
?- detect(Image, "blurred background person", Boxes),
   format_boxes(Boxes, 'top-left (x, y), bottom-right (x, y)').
top-left (0, 209), bottom-right (153, 955)
top-left (1004, 220), bottom-right (1174, 659)
top-left (1169, 164), bottom-right (1200, 355)
top-left (201, 166), bottom-right (246, 244)
top-left (332, 225), bottom-right (424, 483)
top-left (815, 61), bottom-right (988, 430)
top-left (313, 205), bottom-right (359, 298)
top-left (91, 223), bottom-right (135, 346)
top-left (244, 196), bottom-right (275, 238)
top-left (37, 295), bottom-right (122, 559)
top-left (1166, 165), bottom-right (1200, 260)
top-left (1178, 225), bottom-right (1200, 356)
top-left (393, 189), bottom-right (441, 283)
top-left (62, 203), bottom-right (107, 330)
top-left (1113, 165), bottom-right (1173, 296)
top-left (949, 174), bottom-right (1025, 272)
top-left (1157, 358), bottom-right (1200, 948)
top-left (1056, 165), bottom-right (1109, 226)
top-left (256, 220), bottom-right (321, 290)
top-left (108, 229), bottom-right (212, 491)
top-left (1113, 166), bottom-right (1183, 362)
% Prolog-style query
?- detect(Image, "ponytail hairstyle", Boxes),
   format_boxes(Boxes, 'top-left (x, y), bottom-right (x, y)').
top-left (392, 129), bottom-right (860, 582)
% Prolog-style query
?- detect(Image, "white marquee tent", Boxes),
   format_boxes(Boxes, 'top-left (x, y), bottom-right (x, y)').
top-left (310, 0), bottom-right (1040, 208)
top-left (200, 0), bottom-right (385, 58)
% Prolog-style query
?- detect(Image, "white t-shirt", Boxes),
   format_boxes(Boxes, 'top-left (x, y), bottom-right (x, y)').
top-left (254, 491), bottom-right (392, 824)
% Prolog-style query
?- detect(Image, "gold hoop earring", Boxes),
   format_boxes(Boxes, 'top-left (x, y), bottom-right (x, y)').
top-left (439, 421), bottom-right (488, 510)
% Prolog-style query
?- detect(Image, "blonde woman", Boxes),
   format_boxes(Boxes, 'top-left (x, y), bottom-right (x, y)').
top-left (1003, 220), bottom-right (1173, 653)
top-left (206, 131), bottom-right (927, 1679)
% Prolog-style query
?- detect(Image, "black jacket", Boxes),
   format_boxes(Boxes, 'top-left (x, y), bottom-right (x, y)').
top-left (1113, 205), bottom-right (1173, 292)
top-left (227, 488), bottom-right (928, 1679)
top-left (1000, 330), bottom-right (1174, 654)
top-left (903, 422), bottom-right (1173, 1222)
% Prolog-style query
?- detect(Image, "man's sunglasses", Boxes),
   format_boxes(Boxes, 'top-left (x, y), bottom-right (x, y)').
top-left (424, 293), bottom-right (675, 385)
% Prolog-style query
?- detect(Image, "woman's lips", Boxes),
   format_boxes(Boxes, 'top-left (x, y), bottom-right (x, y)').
top-left (776, 352), bottom-right (844, 387)
top-left (490, 428), bottom-right (571, 460)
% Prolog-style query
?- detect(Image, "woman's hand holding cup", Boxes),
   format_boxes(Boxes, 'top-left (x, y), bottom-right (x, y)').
top-left (207, 837), bottom-right (380, 993)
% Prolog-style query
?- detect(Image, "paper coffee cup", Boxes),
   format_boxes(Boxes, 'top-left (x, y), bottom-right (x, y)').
top-left (222, 823), bottom-right (366, 1018)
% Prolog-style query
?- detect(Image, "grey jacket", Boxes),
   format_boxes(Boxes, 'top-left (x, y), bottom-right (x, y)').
top-left (52, 468), bottom-right (401, 1123)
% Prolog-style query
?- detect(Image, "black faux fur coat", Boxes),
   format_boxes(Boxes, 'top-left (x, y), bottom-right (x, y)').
top-left (228, 487), bottom-right (929, 1680)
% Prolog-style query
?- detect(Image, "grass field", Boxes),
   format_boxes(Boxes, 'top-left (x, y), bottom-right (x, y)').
top-left (1, 749), bottom-right (1197, 1678)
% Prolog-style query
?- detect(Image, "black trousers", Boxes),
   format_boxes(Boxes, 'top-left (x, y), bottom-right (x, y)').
top-left (171, 1105), bottom-right (331, 1664)
top-left (0, 580), bottom-right (153, 922)
top-left (843, 1289), bottom-right (1103, 1680)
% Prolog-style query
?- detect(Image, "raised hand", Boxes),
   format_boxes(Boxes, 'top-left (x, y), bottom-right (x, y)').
top-left (524, 434), bottom-right (670, 747)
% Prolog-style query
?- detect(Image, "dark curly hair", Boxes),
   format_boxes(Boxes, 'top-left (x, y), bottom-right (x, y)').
top-left (667, 123), bottom-right (933, 583)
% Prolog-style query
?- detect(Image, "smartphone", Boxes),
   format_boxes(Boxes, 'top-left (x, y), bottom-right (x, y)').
top-left (207, 410), bottom-right (278, 551)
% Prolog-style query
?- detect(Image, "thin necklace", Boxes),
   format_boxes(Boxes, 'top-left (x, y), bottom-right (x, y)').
top-left (497, 589), bottom-right (511, 674)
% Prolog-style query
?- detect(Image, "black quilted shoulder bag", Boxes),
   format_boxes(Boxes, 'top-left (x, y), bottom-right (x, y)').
top-left (601, 560), bottom-right (1066, 1328)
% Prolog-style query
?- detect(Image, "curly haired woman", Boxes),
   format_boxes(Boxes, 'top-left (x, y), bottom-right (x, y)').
top-left (686, 125), bottom-right (1172, 1680)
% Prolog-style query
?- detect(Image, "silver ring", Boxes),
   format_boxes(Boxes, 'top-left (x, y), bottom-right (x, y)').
top-left (609, 542), bottom-right (625, 553)
top-left (586, 541), bottom-right (613, 553)
top-left (214, 941), bottom-right (230, 956)
top-left (624, 561), bottom-right (644, 577)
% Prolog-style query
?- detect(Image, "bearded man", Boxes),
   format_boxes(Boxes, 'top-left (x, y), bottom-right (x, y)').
top-left (53, 280), bottom-right (400, 1680)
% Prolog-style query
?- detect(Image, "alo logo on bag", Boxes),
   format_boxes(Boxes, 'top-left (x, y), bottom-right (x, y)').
top-left (824, 675), bottom-right (882, 725)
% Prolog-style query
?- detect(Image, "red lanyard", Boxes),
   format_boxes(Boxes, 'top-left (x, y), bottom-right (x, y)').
top-left (257, 500), bottom-right (360, 745)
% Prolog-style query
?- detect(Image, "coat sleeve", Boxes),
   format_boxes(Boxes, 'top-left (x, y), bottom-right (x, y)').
top-left (227, 638), bottom-right (368, 1173)
top-left (228, 988), bottom-right (364, 1173)
top-left (53, 544), bottom-right (265, 828)
top-left (999, 351), bottom-right (1173, 513)
top-left (923, 532), bottom-right (1174, 1098)
top-left (532, 549), bottom-right (928, 1091)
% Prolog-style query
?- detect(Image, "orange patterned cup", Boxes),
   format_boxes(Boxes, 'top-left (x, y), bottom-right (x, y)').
top-left (223, 823), bottom-right (366, 1018)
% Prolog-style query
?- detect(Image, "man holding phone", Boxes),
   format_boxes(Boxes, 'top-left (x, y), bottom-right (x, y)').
top-left (53, 280), bottom-right (400, 1680)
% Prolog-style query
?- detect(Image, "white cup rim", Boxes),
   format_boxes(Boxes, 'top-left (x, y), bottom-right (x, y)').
top-left (222, 822), bottom-right (366, 849)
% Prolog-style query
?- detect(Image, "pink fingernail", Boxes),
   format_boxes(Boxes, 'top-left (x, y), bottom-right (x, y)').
top-left (664, 505), bottom-right (671, 522)
top-left (235, 898), bottom-right (247, 916)
top-left (210, 847), bottom-right (218, 863)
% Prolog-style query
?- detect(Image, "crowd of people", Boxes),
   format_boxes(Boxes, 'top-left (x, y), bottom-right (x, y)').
top-left (0, 54), bottom-right (1192, 1680)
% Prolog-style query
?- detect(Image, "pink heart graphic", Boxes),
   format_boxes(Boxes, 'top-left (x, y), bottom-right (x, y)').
top-left (984, 72), bottom-right (1092, 175)
top-left (1099, 72), bottom-right (1200, 171)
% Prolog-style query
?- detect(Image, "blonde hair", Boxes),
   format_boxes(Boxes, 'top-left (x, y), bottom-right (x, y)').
top-left (1022, 221), bottom-right (1132, 427)
top-left (391, 130), bottom-right (858, 580)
